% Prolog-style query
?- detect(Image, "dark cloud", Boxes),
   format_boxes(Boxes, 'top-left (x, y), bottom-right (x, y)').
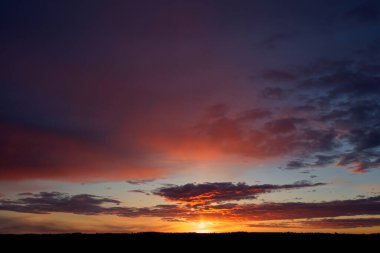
top-left (300, 61), bottom-right (380, 101)
top-left (0, 217), bottom-right (78, 234)
top-left (158, 106), bottom-right (341, 161)
top-left (249, 218), bottom-right (380, 229)
top-left (229, 195), bottom-right (380, 221)
top-left (66, 195), bottom-right (380, 222)
top-left (17, 192), bottom-right (34, 196)
top-left (256, 57), bottom-right (380, 173)
top-left (0, 192), bottom-right (120, 214)
top-left (285, 155), bottom-right (339, 170)
top-left (285, 160), bottom-right (307, 170)
top-left (302, 218), bottom-right (380, 229)
top-left (337, 150), bottom-right (380, 174)
top-left (126, 179), bottom-right (155, 185)
top-left (78, 55), bottom-right (380, 176)
top-left (152, 181), bottom-right (325, 205)
top-left (352, 128), bottom-right (380, 150)
top-left (299, 129), bottom-right (338, 152)
top-left (313, 155), bottom-right (339, 167)
top-left (161, 217), bottom-right (186, 222)
top-left (129, 190), bottom-right (148, 195)
top-left (2, 191), bottom-right (380, 227)
top-left (319, 100), bottom-right (380, 125)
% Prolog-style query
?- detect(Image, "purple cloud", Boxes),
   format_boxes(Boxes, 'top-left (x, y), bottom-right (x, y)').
top-left (153, 181), bottom-right (326, 205)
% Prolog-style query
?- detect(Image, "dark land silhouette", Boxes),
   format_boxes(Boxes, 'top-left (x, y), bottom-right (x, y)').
top-left (0, 232), bottom-right (378, 249)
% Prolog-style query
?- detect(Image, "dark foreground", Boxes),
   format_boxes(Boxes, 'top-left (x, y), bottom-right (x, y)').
top-left (1, 233), bottom-right (378, 249)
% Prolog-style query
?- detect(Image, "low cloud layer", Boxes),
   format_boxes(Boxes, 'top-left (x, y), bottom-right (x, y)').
top-left (153, 181), bottom-right (325, 205)
top-left (249, 218), bottom-right (380, 229)
top-left (0, 192), bottom-right (120, 214)
top-left (1, 187), bottom-right (380, 229)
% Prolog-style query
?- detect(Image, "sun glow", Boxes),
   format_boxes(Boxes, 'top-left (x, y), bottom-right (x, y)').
top-left (195, 221), bottom-right (213, 233)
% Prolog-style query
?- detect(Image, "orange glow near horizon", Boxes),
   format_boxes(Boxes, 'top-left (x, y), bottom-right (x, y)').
top-left (195, 222), bottom-right (212, 233)
top-left (195, 217), bottom-right (214, 233)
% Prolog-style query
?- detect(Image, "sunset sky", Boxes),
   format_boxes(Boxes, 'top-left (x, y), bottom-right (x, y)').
top-left (1, 0), bottom-right (380, 234)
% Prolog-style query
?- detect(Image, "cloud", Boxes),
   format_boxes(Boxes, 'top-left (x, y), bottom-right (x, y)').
top-left (254, 59), bottom-right (380, 173)
top-left (181, 61), bottom-right (380, 165)
top-left (18, 192), bottom-right (34, 196)
top-left (0, 217), bottom-right (78, 234)
top-left (1, 0), bottom-right (380, 184)
top-left (284, 155), bottom-right (339, 170)
top-left (300, 61), bottom-right (380, 100)
top-left (161, 217), bottom-right (186, 222)
top-left (0, 191), bottom-right (189, 219)
top-left (129, 190), bottom-right (149, 195)
top-left (1, 191), bottom-right (380, 229)
top-left (284, 160), bottom-right (308, 170)
top-left (249, 218), bottom-right (380, 229)
top-left (148, 106), bottom-right (339, 161)
top-left (302, 218), bottom-right (380, 229)
top-left (0, 192), bottom-right (120, 214)
top-left (126, 179), bottom-right (156, 185)
top-left (337, 153), bottom-right (380, 174)
top-left (153, 181), bottom-right (326, 205)
top-left (229, 196), bottom-right (380, 221)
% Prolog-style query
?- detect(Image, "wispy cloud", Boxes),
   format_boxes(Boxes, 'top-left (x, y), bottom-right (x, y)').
top-left (126, 179), bottom-right (156, 185)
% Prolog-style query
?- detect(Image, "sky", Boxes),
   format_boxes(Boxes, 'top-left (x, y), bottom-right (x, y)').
top-left (1, 0), bottom-right (380, 234)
